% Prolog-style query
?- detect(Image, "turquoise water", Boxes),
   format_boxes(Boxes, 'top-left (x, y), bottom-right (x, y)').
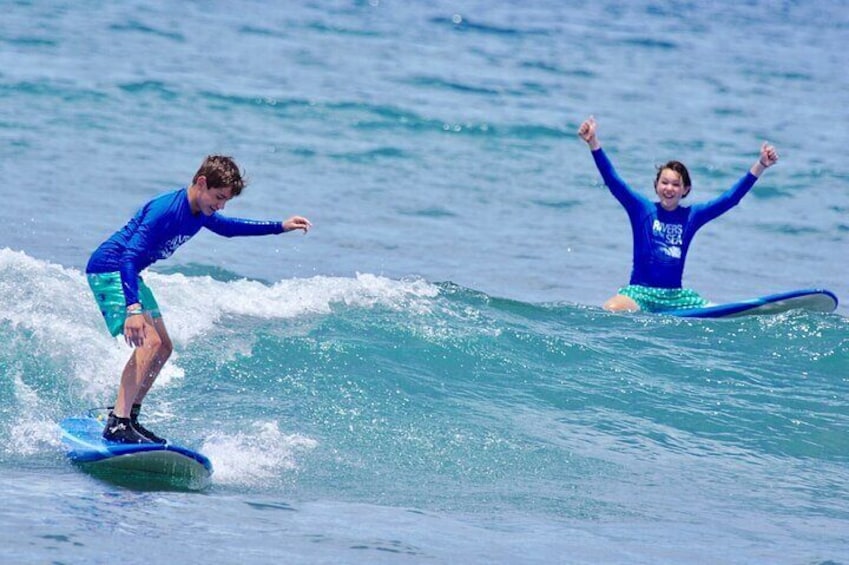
top-left (2, 2), bottom-right (848, 563)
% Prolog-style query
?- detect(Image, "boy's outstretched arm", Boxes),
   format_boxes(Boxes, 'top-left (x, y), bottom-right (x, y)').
top-left (578, 116), bottom-right (601, 151)
top-left (283, 215), bottom-right (312, 233)
top-left (750, 142), bottom-right (779, 177)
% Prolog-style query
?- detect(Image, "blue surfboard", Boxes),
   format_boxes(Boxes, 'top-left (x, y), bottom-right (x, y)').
top-left (60, 415), bottom-right (213, 489)
top-left (664, 288), bottom-right (838, 319)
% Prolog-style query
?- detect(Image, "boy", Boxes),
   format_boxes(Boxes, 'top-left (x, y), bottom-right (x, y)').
top-left (577, 116), bottom-right (778, 312)
top-left (86, 155), bottom-right (311, 443)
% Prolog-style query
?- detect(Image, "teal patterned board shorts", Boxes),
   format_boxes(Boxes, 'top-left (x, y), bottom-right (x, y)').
top-left (618, 284), bottom-right (708, 313)
top-left (87, 272), bottom-right (162, 337)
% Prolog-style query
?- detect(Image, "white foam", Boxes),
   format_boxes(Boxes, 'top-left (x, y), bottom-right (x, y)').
top-left (5, 372), bottom-right (62, 454)
top-left (153, 270), bottom-right (435, 321)
top-left (201, 420), bottom-right (318, 485)
top-left (0, 249), bottom-right (183, 400)
top-left (7, 419), bottom-right (62, 455)
top-left (0, 248), bottom-right (441, 404)
top-left (145, 270), bottom-right (440, 345)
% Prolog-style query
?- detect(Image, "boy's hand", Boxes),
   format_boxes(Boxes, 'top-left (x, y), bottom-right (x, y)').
top-left (124, 313), bottom-right (147, 348)
top-left (283, 216), bottom-right (312, 234)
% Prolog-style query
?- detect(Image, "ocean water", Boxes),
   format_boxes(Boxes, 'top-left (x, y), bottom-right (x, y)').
top-left (1, 1), bottom-right (848, 563)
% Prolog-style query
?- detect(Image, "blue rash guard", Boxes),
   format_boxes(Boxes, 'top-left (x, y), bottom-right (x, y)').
top-left (592, 148), bottom-right (758, 289)
top-left (86, 187), bottom-right (284, 305)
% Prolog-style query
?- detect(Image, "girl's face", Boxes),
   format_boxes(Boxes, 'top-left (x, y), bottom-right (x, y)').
top-left (655, 168), bottom-right (690, 211)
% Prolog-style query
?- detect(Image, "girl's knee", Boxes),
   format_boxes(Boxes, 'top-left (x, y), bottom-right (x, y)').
top-left (603, 294), bottom-right (640, 312)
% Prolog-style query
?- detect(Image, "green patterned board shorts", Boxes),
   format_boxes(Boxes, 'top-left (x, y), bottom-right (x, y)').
top-left (618, 284), bottom-right (708, 313)
top-left (87, 272), bottom-right (162, 337)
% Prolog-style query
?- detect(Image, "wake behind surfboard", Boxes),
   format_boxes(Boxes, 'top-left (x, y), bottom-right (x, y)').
top-left (60, 414), bottom-right (213, 490)
top-left (665, 288), bottom-right (838, 319)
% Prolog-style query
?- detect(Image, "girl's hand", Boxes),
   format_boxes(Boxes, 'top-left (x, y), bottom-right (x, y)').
top-left (759, 142), bottom-right (778, 168)
top-left (578, 116), bottom-right (600, 149)
top-left (283, 215), bottom-right (312, 234)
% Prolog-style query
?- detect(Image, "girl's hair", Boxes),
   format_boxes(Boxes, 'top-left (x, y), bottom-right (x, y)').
top-left (193, 155), bottom-right (246, 195)
top-left (655, 160), bottom-right (692, 195)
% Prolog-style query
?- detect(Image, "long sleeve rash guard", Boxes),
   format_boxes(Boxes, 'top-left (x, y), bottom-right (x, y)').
top-left (86, 188), bottom-right (284, 305)
top-left (591, 148), bottom-right (758, 289)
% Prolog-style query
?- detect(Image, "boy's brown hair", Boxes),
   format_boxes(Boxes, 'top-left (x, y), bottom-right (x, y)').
top-left (193, 155), bottom-right (246, 195)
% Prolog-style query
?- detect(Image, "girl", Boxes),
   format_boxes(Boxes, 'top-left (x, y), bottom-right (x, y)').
top-left (577, 116), bottom-right (778, 312)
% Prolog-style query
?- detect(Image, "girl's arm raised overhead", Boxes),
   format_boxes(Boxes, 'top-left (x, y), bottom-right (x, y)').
top-left (690, 142), bottom-right (779, 228)
top-left (577, 116), bottom-right (647, 210)
top-left (578, 116), bottom-right (601, 151)
top-left (750, 142), bottom-right (779, 177)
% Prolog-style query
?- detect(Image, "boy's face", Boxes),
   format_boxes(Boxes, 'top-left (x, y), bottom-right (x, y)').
top-left (196, 176), bottom-right (235, 215)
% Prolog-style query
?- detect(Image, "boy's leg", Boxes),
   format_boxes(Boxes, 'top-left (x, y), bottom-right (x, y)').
top-left (132, 316), bottom-right (174, 406)
top-left (90, 273), bottom-right (174, 443)
top-left (106, 315), bottom-right (172, 443)
top-left (113, 314), bottom-right (173, 417)
top-left (129, 316), bottom-right (173, 443)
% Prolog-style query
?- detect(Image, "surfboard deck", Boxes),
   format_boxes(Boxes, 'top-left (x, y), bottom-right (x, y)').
top-left (664, 288), bottom-right (838, 319)
top-left (60, 415), bottom-right (213, 490)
